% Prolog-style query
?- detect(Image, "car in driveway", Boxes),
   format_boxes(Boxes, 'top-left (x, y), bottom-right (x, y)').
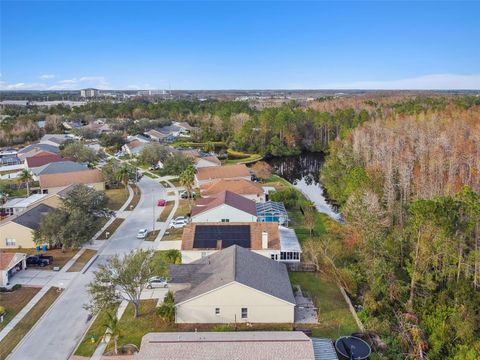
top-left (136, 228), bottom-right (148, 239)
top-left (147, 276), bottom-right (168, 289)
top-left (169, 217), bottom-right (189, 229)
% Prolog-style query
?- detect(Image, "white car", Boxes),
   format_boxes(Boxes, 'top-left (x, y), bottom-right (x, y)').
top-left (147, 276), bottom-right (168, 289)
top-left (136, 228), bottom-right (148, 239)
top-left (169, 217), bottom-right (188, 229)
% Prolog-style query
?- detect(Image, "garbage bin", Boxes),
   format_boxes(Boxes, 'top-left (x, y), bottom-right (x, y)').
top-left (42, 244), bottom-right (47, 252)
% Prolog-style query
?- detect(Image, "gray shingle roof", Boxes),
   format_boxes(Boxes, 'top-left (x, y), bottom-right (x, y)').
top-left (18, 143), bottom-right (60, 155)
top-left (170, 245), bottom-right (295, 305)
top-left (11, 203), bottom-right (54, 230)
top-left (35, 161), bottom-right (88, 175)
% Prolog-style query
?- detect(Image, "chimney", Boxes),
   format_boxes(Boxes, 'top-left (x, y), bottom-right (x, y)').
top-left (216, 240), bottom-right (222, 250)
top-left (262, 231), bottom-right (268, 249)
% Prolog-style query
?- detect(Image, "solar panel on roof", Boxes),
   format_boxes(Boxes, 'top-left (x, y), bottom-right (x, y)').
top-left (193, 225), bottom-right (251, 249)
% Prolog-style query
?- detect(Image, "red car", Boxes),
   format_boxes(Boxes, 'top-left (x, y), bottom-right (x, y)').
top-left (157, 199), bottom-right (166, 207)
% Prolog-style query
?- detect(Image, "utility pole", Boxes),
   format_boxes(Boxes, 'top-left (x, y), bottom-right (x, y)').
top-left (152, 188), bottom-right (156, 231)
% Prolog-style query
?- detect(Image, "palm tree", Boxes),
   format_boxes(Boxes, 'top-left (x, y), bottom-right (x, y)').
top-left (103, 312), bottom-right (121, 355)
top-left (179, 166), bottom-right (195, 210)
top-left (116, 164), bottom-right (132, 193)
top-left (18, 169), bottom-right (33, 197)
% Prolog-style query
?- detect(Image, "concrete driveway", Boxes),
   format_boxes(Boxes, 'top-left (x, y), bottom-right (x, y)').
top-left (8, 177), bottom-right (165, 360)
top-left (10, 269), bottom-right (77, 288)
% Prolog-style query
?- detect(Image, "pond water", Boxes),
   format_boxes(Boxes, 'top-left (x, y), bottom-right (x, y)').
top-left (266, 152), bottom-right (342, 221)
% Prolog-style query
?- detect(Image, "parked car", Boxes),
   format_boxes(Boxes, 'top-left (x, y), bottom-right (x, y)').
top-left (147, 276), bottom-right (168, 289)
top-left (136, 228), bottom-right (148, 239)
top-left (38, 254), bottom-right (54, 263)
top-left (180, 190), bottom-right (196, 199)
top-left (157, 199), bottom-right (166, 206)
top-left (26, 255), bottom-right (50, 267)
top-left (169, 217), bottom-right (189, 229)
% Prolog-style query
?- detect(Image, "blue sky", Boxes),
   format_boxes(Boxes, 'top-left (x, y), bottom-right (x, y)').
top-left (1, 1), bottom-right (479, 90)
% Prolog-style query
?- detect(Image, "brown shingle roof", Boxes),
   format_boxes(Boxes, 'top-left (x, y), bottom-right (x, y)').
top-left (181, 222), bottom-right (280, 250)
top-left (0, 253), bottom-right (15, 270)
top-left (196, 164), bottom-right (250, 181)
top-left (26, 154), bottom-right (70, 168)
top-left (39, 169), bottom-right (104, 189)
top-left (201, 179), bottom-right (264, 197)
top-left (191, 190), bottom-right (257, 217)
top-left (126, 139), bottom-right (143, 149)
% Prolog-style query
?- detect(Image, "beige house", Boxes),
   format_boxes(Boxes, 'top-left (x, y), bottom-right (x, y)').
top-left (195, 164), bottom-right (251, 187)
top-left (200, 178), bottom-right (266, 202)
top-left (0, 204), bottom-right (53, 249)
top-left (169, 245), bottom-right (295, 324)
top-left (135, 332), bottom-right (316, 360)
top-left (191, 191), bottom-right (257, 223)
top-left (39, 169), bottom-right (104, 194)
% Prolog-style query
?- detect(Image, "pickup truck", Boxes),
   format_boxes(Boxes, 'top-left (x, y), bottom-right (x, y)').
top-left (26, 255), bottom-right (51, 267)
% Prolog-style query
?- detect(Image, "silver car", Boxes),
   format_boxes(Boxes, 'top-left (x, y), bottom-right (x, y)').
top-left (147, 277), bottom-right (168, 289)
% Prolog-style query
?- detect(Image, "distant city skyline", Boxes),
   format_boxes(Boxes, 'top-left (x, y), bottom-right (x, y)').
top-left (1, 1), bottom-right (479, 90)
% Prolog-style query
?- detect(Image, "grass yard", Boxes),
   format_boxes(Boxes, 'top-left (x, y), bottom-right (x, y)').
top-left (145, 230), bottom-right (160, 241)
top-left (0, 287), bottom-right (40, 331)
top-left (0, 287), bottom-right (60, 360)
top-left (105, 187), bottom-right (129, 211)
top-left (66, 249), bottom-right (97, 272)
top-left (168, 177), bottom-right (180, 187)
top-left (158, 201), bottom-right (174, 222)
top-left (143, 172), bottom-right (158, 179)
top-left (97, 218), bottom-right (125, 240)
top-left (125, 184), bottom-right (141, 210)
top-left (173, 199), bottom-right (191, 218)
top-left (161, 228), bottom-right (183, 241)
top-left (289, 272), bottom-right (358, 338)
top-left (74, 307), bottom-right (118, 357)
top-left (1, 248), bottom-right (79, 270)
top-left (224, 149), bottom-right (263, 165)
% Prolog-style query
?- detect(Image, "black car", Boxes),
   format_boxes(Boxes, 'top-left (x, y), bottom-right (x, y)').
top-left (26, 255), bottom-right (50, 267)
top-left (38, 254), bottom-right (54, 263)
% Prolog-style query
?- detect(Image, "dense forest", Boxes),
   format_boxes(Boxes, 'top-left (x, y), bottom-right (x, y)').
top-left (321, 105), bottom-right (480, 359)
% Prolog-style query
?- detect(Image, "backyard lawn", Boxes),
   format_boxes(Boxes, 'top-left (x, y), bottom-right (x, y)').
top-left (67, 249), bottom-right (97, 272)
top-left (1, 248), bottom-right (79, 270)
top-left (0, 287), bottom-right (60, 360)
top-left (97, 218), bottom-right (125, 240)
top-left (0, 286), bottom-right (40, 331)
top-left (105, 187), bottom-right (129, 211)
top-left (289, 272), bottom-right (358, 338)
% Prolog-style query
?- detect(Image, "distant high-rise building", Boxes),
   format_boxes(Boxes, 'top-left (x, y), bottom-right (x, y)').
top-left (80, 88), bottom-right (99, 98)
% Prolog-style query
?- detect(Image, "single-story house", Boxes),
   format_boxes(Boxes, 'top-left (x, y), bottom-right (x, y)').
top-left (200, 178), bottom-right (266, 202)
top-left (32, 160), bottom-right (88, 177)
top-left (256, 201), bottom-right (289, 225)
top-left (194, 155), bottom-right (221, 169)
top-left (84, 119), bottom-right (111, 133)
top-left (17, 143), bottom-right (60, 160)
top-left (145, 129), bottom-right (167, 142)
top-left (39, 169), bottom-right (104, 194)
top-left (1, 194), bottom-right (49, 216)
top-left (195, 164), bottom-right (251, 187)
top-left (135, 332), bottom-right (316, 360)
top-left (191, 190), bottom-right (257, 223)
top-left (122, 139), bottom-right (148, 156)
top-left (0, 252), bottom-right (27, 287)
top-left (0, 203), bottom-right (53, 249)
top-left (40, 134), bottom-right (76, 147)
top-left (170, 245), bottom-right (296, 324)
top-left (173, 121), bottom-right (198, 135)
top-left (25, 154), bottom-right (73, 170)
top-left (180, 222), bottom-right (301, 263)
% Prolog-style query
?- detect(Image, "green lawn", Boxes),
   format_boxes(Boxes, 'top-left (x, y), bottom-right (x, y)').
top-left (0, 287), bottom-right (60, 360)
top-left (105, 187), bottom-right (129, 211)
top-left (161, 228), bottom-right (183, 241)
top-left (289, 272), bottom-right (358, 338)
top-left (143, 172), bottom-right (158, 179)
top-left (0, 287), bottom-right (40, 331)
top-left (74, 307), bottom-right (117, 357)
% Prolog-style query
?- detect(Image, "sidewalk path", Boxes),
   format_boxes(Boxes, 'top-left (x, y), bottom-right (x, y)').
top-left (7, 177), bottom-right (164, 360)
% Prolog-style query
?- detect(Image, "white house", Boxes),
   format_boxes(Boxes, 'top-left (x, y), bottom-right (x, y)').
top-left (0, 252), bottom-right (27, 287)
top-left (180, 222), bottom-right (301, 264)
top-left (169, 245), bottom-right (295, 324)
top-left (191, 191), bottom-right (257, 223)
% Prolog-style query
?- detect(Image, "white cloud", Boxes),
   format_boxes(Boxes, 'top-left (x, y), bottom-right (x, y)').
top-left (319, 74), bottom-right (480, 90)
top-left (0, 81), bottom-right (46, 90)
top-left (39, 74), bottom-right (55, 80)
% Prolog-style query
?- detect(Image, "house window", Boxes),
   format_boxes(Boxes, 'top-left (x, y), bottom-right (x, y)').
top-left (6, 238), bottom-right (16, 247)
top-left (221, 219), bottom-right (230, 222)
top-left (241, 308), bottom-right (248, 319)
top-left (215, 308), bottom-right (220, 315)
